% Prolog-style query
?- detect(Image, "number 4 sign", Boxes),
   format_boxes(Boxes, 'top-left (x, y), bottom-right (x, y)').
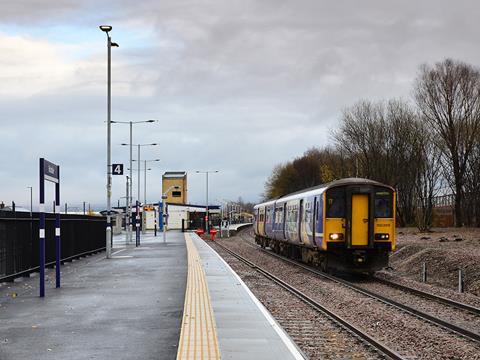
top-left (112, 164), bottom-right (124, 175)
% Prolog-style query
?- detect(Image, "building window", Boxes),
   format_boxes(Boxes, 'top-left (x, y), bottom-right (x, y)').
top-left (172, 191), bottom-right (182, 197)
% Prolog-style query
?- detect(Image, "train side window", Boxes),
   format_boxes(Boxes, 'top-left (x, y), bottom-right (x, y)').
top-left (375, 190), bottom-right (393, 218)
top-left (326, 188), bottom-right (345, 218)
top-left (275, 207), bottom-right (283, 223)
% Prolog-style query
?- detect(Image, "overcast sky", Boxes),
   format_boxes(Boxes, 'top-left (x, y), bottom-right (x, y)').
top-left (0, 0), bottom-right (479, 210)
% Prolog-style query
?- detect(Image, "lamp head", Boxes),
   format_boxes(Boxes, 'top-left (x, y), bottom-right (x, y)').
top-left (120, 143), bottom-right (128, 146)
top-left (147, 120), bottom-right (157, 123)
top-left (99, 25), bottom-right (112, 33)
top-left (111, 42), bottom-right (119, 47)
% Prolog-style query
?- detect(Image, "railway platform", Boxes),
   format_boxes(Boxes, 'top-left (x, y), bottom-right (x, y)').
top-left (0, 231), bottom-right (304, 359)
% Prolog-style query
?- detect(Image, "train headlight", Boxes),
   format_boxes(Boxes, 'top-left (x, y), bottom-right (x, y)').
top-left (375, 233), bottom-right (390, 240)
top-left (329, 233), bottom-right (344, 240)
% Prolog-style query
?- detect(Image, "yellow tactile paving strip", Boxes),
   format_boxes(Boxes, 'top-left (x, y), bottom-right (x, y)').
top-left (177, 233), bottom-right (221, 360)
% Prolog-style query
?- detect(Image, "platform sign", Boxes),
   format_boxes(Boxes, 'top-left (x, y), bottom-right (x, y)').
top-left (39, 158), bottom-right (61, 298)
top-left (43, 159), bottom-right (59, 183)
top-left (112, 163), bottom-right (124, 175)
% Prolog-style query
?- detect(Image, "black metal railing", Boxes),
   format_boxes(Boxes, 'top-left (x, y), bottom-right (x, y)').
top-left (0, 211), bottom-right (106, 282)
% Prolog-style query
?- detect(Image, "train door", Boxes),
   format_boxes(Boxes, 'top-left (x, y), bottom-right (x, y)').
top-left (272, 206), bottom-right (276, 238)
top-left (312, 197), bottom-right (317, 246)
top-left (259, 207), bottom-right (266, 236)
top-left (351, 194), bottom-right (369, 246)
top-left (298, 199), bottom-right (304, 243)
top-left (282, 203), bottom-right (287, 240)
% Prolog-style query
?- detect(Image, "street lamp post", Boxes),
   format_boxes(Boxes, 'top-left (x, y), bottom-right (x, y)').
top-left (196, 170), bottom-right (219, 233)
top-left (137, 145), bottom-right (140, 204)
top-left (128, 165), bottom-right (153, 234)
top-left (133, 158), bottom-right (160, 205)
top-left (119, 193), bottom-right (129, 244)
top-left (125, 176), bottom-right (129, 240)
top-left (99, 25), bottom-right (118, 259)
top-left (144, 160), bottom-right (146, 205)
top-left (122, 143), bottom-right (157, 203)
top-left (127, 166), bottom-right (152, 234)
top-left (113, 120), bottom-right (156, 243)
top-left (121, 142), bottom-right (157, 237)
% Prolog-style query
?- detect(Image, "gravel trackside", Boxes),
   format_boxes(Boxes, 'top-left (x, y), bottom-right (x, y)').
top-left (208, 231), bottom-right (480, 359)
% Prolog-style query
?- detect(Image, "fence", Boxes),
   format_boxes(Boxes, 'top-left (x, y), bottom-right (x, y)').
top-left (430, 193), bottom-right (480, 227)
top-left (0, 210), bottom-right (106, 282)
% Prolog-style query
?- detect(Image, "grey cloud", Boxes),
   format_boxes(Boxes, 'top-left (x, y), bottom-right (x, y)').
top-left (1, 0), bottom-right (480, 208)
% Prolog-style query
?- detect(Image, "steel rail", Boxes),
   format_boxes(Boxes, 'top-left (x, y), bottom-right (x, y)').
top-left (257, 247), bottom-right (480, 344)
top-left (213, 241), bottom-right (405, 360)
top-left (238, 230), bottom-right (480, 316)
top-left (372, 276), bottom-right (480, 316)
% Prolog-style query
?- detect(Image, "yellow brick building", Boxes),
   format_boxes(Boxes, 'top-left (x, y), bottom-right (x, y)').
top-left (162, 171), bottom-right (188, 204)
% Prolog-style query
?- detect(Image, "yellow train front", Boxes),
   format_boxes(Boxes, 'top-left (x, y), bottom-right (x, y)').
top-left (254, 178), bottom-right (396, 273)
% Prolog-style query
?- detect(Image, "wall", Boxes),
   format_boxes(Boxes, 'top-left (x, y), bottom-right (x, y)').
top-left (162, 176), bottom-right (187, 204)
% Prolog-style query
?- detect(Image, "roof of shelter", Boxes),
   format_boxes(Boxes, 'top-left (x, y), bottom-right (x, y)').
top-left (163, 171), bottom-right (187, 179)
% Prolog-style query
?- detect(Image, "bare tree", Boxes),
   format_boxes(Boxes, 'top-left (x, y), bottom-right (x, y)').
top-left (334, 101), bottom-right (390, 182)
top-left (387, 100), bottom-right (425, 225)
top-left (414, 124), bottom-right (444, 231)
top-left (415, 59), bottom-right (480, 226)
top-left (263, 147), bottom-right (353, 200)
top-left (334, 99), bottom-right (424, 226)
top-left (465, 138), bottom-right (480, 226)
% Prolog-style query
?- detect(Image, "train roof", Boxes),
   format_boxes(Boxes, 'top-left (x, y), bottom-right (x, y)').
top-left (253, 199), bottom-right (276, 210)
top-left (255, 178), bottom-right (394, 208)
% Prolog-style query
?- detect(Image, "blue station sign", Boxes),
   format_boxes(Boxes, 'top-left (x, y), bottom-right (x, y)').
top-left (43, 159), bottom-right (59, 183)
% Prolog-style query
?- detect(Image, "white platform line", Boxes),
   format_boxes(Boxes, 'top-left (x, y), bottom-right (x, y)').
top-left (190, 233), bottom-right (306, 360)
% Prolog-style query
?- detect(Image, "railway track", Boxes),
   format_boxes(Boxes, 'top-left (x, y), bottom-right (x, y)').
top-left (237, 229), bottom-right (480, 330)
top-left (213, 241), bottom-right (405, 360)
top-left (371, 276), bottom-right (480, 316)
top-left (213, 229), bottom-right (480, 358)
top-left (257, 247), bottom-right (480, 344)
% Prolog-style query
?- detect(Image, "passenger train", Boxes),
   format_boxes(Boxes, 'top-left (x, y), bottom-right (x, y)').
top-left (253, 178), bottom-right (396, 273)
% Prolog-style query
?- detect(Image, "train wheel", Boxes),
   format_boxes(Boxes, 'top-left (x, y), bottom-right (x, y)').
top-left (320, 259), bottom-right (328, 273)
top-left (274, 243), bottom-right (280, 254)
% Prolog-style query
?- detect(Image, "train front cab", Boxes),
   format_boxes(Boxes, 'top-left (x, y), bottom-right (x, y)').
top-left (323, 182), bottom-right (395, 273)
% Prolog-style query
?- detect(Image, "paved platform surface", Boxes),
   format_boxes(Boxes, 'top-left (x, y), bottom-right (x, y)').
top-left (225, 223), bottom-right (253, 231)
top-left (0, 231), bottom-right (187, 360)
top-left (1, 230), bottom-right (304, 360)
top-left (178, 233), bottom-right (304, 360)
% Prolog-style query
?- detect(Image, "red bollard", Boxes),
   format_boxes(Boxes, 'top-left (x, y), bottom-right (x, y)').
top-left (195, 228), bottom-right (205, 236)
top-left (210, 229), bottom-right (218, 241)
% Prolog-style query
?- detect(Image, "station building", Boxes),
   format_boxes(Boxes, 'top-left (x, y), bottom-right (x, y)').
top-left (162, 171), bottom-right (187, 204)
top-left (167, 204), bottom-right (220, 230)
top-left (158, 171), bottom-right (223, 230)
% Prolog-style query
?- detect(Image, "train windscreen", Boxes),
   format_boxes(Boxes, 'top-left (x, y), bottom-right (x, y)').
top-left (374, 188), bottom-right (393, 218)
top-left (326, 188), bottom-right (345, 218)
